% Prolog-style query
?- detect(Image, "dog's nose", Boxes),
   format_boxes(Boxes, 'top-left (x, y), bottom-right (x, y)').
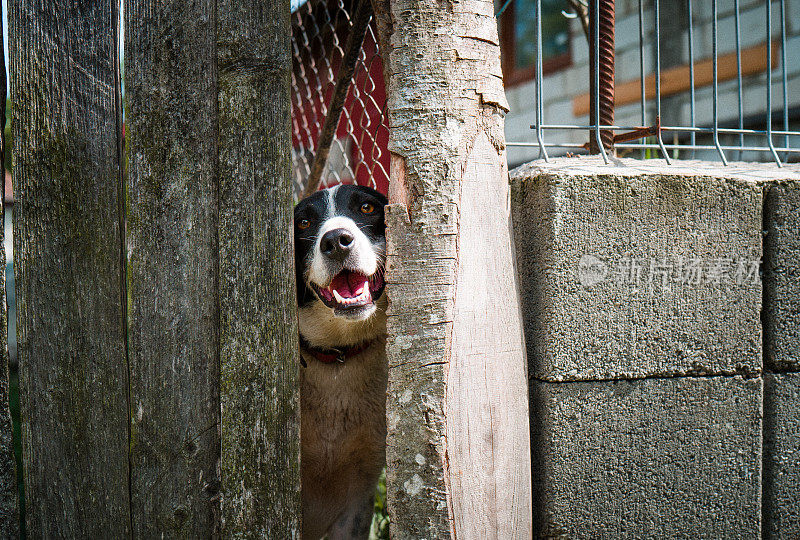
top-left (320, 228), bottom-right (354, 261)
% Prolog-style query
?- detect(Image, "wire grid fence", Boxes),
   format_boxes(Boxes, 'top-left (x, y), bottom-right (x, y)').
top-left (521, 0), bottom-right (800, 166)
top-left (291, 0), bottom-right (390, 200)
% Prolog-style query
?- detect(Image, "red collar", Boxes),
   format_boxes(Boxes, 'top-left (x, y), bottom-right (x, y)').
top-left (300, 338), bottom-right (376, 366)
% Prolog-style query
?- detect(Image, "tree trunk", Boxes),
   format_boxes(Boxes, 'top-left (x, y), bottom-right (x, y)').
top-left (125, 0), bottom-right (221, 535)
top-left (217, 1), bottom-right (301, 536)
top-left (10, 0), bottom-right (130, 536)
top-left (372, 0), bottom-right (533, 537)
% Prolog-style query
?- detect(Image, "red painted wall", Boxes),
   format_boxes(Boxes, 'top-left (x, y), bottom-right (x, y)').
top-left (291, 21), bottom-right (389, 195)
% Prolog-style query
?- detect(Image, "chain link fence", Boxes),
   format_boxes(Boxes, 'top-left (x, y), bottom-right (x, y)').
top-left (290, 0), bottom-right (390, 200)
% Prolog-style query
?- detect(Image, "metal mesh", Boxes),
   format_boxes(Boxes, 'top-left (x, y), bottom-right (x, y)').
top-left (511, 0), bottom-right (800, 166)
top-left (291, 0), bottom-right (390, 200)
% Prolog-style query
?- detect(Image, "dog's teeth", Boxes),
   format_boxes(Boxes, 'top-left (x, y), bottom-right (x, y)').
top-left (332, 290), bottom-right (345, 303)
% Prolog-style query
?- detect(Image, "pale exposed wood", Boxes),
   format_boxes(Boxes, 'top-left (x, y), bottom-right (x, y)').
top-left (446, 132), bottom-right (532, 539)
top-left (375, 0), bottom-right (532, 537)
top-left (10, 0), bottom-right (129, 536)
top-left (217, 0), bottom-right (301, 535)
top-left (573, 41), bottom-right (779, 117)
top-left (125, 0), bottom-right (221, 535)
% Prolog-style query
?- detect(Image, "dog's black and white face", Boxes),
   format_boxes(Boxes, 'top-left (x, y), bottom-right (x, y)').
top-left (295, 185), bottom-right (388, 323)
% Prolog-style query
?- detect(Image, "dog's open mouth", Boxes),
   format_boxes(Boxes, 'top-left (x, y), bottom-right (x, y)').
top-left (313, 269), bottom-right (385, 311)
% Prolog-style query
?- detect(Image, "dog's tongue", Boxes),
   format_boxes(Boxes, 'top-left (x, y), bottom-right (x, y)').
top-left (330, 271), bottom-right (370, 299)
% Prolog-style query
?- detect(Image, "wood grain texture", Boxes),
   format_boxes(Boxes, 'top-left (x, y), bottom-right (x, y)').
top-left (217, 0), bottom-right (301, 536)
top-left (0, 230), bottom-right (14, 535)
top-left (375, 0), bottom-right (532, 537)
top-left (0, 6), bottom-right (17, 533)
top-left (446, 133), bottom-right (531, 539)
top-left (10, 0), bottom-right (130, 536)
top-left (125, 0), bottom-right (221, 535)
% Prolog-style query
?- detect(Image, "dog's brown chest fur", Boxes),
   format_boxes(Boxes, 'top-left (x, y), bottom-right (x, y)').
top-left (300, 336), bottom-right (387, 539)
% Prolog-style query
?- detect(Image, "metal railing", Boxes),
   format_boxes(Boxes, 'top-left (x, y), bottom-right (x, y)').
top-left (290, 0), bottom-right (390, 199)
top-left (519, 0), bottom-right (800, 166)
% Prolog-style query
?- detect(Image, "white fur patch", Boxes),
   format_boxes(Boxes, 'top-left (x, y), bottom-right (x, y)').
top-left (308, 215), bottom-right (379, 287)
top-left (326, 184), bottom-right (340, 218)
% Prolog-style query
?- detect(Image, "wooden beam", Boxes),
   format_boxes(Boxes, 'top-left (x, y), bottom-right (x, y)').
top-left (125, 0), bottom-right (221, 535)
top-left (217, 0), bottom-right (301, 535)
top-left (10, 0), bottom-right (130, 535)
top-left (573, 41), bottom-right (779, 117)
top-left (374, 0), bottom-right (533, 537)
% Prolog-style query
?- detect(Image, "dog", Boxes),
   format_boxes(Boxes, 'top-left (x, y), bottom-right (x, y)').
top-left (294, 184), bottom-right (389, 540)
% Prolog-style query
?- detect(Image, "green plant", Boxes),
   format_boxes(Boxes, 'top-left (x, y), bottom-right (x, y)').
top-left (369, 469), bottom-right (389, 539)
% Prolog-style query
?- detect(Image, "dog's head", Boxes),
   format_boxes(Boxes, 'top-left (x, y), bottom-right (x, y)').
top-left (294, 185), bottom-right (388, 327)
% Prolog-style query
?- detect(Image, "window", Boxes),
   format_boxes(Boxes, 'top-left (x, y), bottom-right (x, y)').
top-left (497, 0), bottom-right (571, 87)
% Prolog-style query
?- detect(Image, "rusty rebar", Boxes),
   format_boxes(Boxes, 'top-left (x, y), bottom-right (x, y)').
top-left (589, 0), bottom-right (615, 153)
top-left (303, 0), bottom-right (373, 198)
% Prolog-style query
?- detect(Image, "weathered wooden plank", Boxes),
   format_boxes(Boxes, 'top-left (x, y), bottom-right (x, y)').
top-left (374, 0), bottom-right (532, 537)
top-left (0, 5), bottom-right (18, 534)
top-left (9, 0), bottom-right (129, 536)
top-left (217, 1), bottom-right (300, 536)
top-left (125, 0), bottom-right (221, 535)
top-left (0, 260), bottom-right (14, 536)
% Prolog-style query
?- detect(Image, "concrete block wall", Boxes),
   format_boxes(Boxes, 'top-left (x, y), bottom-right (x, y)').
top-left (532, 377), bottom-right (762, 538)
top-left (763, 180), bottom-right (800, 539)
top-left (510, 157), bottom-right (800, 538)
top-left (764, 373), bottom-right (800, 537)
top-left (764, 180), bottom-right (800, 371)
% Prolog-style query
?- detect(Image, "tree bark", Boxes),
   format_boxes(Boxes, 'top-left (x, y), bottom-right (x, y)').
top-left (10, 0), bottom-right (130, 536)
top-left (125, 0), bottom-right (221, 535)
top-left (373, 0), bottom-right (533, 537)
top-left (217, 0), bottom-right (301, 536)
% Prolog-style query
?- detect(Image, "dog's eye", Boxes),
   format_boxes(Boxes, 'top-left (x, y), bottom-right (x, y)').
top-left (360, 203), bottom-right (375, 214)
top-left (298, 219), bottom-right (311, 230)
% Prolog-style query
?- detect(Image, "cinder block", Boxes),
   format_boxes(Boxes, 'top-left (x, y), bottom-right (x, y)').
top-left (765, 181), bottom-right (800, 372)
top-left (764, 372), bottom-right (800, 539)
top-left (531, 375), bottom-right (762, 539)
top-left (507, 145), bottom-right (540, 171)
top-left (510, 157), bottom-right (767, 381)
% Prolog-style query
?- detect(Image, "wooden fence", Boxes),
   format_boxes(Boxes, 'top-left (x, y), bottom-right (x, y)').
top-left (3, 0), bottom-right (300, 535)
